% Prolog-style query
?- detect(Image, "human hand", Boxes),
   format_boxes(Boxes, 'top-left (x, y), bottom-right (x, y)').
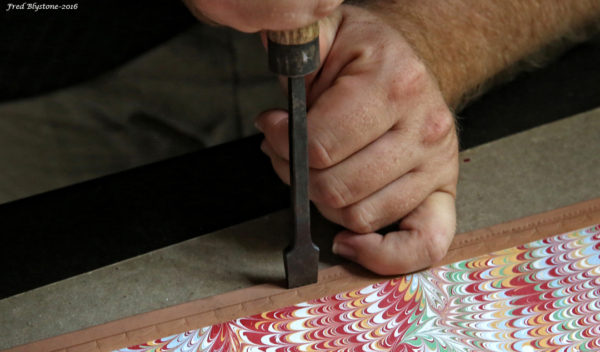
top-left (256, 5), bottom-right (459, 275)
top-left (182, 0), bottom-right (343, 32)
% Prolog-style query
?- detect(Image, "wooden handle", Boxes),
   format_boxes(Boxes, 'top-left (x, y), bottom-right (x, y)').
top-left (267, 22), bottom-right (319, 45)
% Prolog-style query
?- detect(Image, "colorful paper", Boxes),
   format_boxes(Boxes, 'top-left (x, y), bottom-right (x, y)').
top-left (117, 225), bottom-right (600, 351)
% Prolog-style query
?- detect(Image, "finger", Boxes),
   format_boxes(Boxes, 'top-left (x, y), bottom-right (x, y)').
top-left (260, 139), bottom-right (290, 185)
top-left (309, 128), bottom-right (422, 208)
top-left (304, 11), bottom-right (344, 90)
top-left (261, 124), bottom-right (437, 212)
top-left (255, 109), bottom-right (291, 159)
top-left (331, 191), bottom-right (456, 275)
top-left (184, 0), bottom-right (343, 32)
top-left (257, 73), bottom-right (413, 170)
top-left (257, 47), bottom-right (430, 170)
top-left (315, 170), bottom-right (435, 234)
top-left (257, 7), bottom-right (430, 169)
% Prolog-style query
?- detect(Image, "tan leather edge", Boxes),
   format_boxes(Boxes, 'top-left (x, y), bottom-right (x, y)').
top-left (7, 197), bottom-right (600, 352)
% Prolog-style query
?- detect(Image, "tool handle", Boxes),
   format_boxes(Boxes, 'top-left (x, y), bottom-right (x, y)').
top-left (267, 22), bottom-right (319, 45)
top-left (267, 22), bottom-right (320, 77)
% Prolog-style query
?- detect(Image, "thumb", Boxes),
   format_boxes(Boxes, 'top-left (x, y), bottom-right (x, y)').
top-left (332, 191), bottom-right (456, 275)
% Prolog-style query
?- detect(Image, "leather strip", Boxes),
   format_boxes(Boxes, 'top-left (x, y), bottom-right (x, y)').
top-left (7, 197), bottom-right (600, 352)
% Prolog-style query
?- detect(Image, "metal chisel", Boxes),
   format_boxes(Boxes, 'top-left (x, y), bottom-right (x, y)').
top-left (267, 23), bottom-right (320, 288)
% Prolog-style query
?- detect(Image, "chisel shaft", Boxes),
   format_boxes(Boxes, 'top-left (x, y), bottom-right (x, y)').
top-left (289, 76), bottom-right (310, 246)
top-left (284, 76), bottom-right (319, 288)
top-left (267, 22), bottom-right (320, 288)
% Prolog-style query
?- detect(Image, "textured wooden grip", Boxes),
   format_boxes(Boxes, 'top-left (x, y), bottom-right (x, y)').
top-left (267, 22), bottom-right (319, 45)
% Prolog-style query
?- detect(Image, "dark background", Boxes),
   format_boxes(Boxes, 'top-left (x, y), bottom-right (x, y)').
top-left (1, 1), bottom-right (599, 298)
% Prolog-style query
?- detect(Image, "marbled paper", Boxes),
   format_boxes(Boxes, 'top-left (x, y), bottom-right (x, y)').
top-left (118, 225), bottom-right (600, 351)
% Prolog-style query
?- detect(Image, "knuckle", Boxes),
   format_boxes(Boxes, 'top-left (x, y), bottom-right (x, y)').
top-left (424, 229), bottom-right (451, 264)
top-left (308, 136), bottom-right (335, 169)
top-left (386, 59), bottom-right (429, 104)
top-left (421, 107), bottom-right (455, 146)
top-left (342, 204), bottom-right (377, 234)
top-left (368, 235), bottom-right (410, 276)
top-left (312, 172), bottom-right (352, 208)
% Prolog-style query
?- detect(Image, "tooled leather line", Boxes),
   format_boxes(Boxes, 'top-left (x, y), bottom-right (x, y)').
top-left (56, 270), bottom-right (358, 351)
top-left (451, 202), bottom-right (600, 249)
top-left (88, 269), bottom-right (356, 350)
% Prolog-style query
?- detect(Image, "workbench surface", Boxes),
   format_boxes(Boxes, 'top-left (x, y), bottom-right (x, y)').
top-left (2, 107), bottom-right (599, 350)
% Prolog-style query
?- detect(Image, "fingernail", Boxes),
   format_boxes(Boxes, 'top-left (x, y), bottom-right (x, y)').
top-left (332, 241), bottom-right (356, 259)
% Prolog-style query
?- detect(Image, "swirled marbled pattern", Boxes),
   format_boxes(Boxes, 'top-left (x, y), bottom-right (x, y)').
top-left (117, 224), bottom-right (600, 351)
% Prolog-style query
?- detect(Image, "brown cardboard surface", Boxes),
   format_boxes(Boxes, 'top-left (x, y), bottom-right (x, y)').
top-left (7, 197), bottom-right (600, 352)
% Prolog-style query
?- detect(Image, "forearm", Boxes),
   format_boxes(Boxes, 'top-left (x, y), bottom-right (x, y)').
top-left (364, 0), bottom-right (600, 109)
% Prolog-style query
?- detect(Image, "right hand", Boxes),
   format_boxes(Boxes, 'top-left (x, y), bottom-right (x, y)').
top-left (182, 0), bottom-right (344, 32)
top-left (256, 6), bottom-right (459, 276)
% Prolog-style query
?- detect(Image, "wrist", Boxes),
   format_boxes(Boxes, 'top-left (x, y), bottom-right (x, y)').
top-left (363, 2), bottom-right (468, 108)
top-left (359, 0), bottom-right (600, 110)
